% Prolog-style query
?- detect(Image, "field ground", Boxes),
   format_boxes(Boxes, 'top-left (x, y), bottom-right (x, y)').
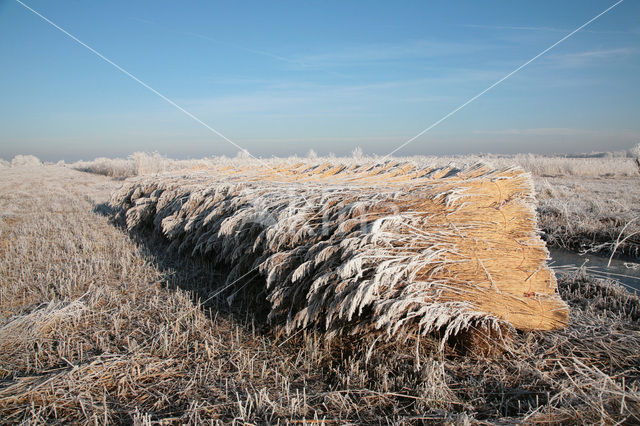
top-left (1, 164), bottom-right (639, 424)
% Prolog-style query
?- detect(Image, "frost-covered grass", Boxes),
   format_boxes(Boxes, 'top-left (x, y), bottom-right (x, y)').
top-left (0, 164), bottom-right (638, 423)
top-left (536, 176), bottom-right (640, 257)
top-left (63, 150), bottom-right (640, 179)
top-left (4, 150), bottom-right (639, 178)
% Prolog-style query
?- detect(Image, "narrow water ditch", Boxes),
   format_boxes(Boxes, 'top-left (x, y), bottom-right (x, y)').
top-left (549, 247), bottom-right (640, 293)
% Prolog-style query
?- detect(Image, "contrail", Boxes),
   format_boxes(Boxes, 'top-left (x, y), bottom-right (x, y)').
top-left (382, 0), bottom-right (625, 159)
top-left (14, 0), bottom-right (254, 159)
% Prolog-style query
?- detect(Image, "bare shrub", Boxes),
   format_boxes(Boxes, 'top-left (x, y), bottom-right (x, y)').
top-left (631, 143), bottom-right (640, 174)
top-left (235, 149), bottom-right (251, 160)
top-left (351, 146), bottom-right (364, 159)
top-left (70, 156), bottom-right (136, 178)
top-left (71, 152), bottom-right (223, 177)
top-left (11, 155), bottom-right (41, 166)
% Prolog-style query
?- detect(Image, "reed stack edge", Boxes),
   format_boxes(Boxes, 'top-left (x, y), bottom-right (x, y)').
top-left (110, 160), bottom-right (569, 341)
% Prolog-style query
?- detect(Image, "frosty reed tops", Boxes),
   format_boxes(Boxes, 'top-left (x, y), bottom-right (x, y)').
top-left (110, 160), bottom-right (569, 340)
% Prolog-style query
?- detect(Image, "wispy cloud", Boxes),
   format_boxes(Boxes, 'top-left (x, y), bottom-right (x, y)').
top-left (473, 128), bottom-right (640, 138)
top-left (463, 24), bottom-right (566, 33)
top-left (182, 78), bottom-right (460, 117)
top-left (474, 128), bottom-right (598, 136)
top-left (181, 66), bottom-right (512, 119)
top-left (187, 32), bottom-right (299, 64)
top-left (462, 23), bottom-right (631, 35)
top-left (562, 47), bottom-right (635, 59)
top-left (129, 17), bottom-right (291, 62)
top-left (128, 16), bottom-right (348, 77)
top-left (241, 135), bottom-right (405, 144)
top-left (291, 39), bottom-right (494, 68)
top-left (549, 47), bottom-right (637, 67)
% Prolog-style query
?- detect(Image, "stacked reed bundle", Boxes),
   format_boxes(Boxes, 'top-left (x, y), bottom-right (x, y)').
top-left (110, 160), bottom-right (568, 340)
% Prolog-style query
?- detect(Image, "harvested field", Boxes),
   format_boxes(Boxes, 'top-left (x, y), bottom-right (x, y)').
top-left (0, 163), bottom-right (638, 424)
top-left (110, 161), bottom-right (568, 340)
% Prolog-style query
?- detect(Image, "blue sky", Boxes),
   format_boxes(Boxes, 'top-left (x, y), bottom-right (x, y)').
top-left (1, 0), bottom-right (639, 161)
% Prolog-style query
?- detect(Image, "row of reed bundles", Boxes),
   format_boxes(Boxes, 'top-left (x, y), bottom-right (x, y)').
top-left (110, 161), bottom-right (569, 341)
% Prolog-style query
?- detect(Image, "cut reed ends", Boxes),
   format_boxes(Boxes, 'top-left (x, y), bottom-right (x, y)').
top-left (110, 160), bottom-right (569, 341)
